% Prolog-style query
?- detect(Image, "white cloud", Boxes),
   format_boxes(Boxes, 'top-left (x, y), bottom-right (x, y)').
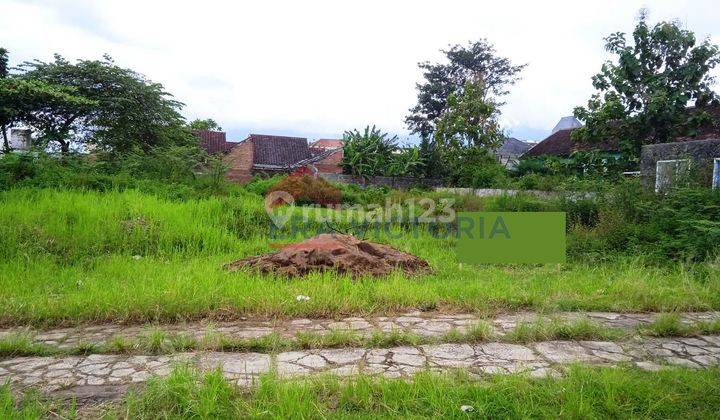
top-left (1, 0), bottom-right (718, 141)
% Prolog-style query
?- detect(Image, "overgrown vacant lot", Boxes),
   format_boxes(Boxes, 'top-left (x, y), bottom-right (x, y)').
top-left (1, 188), bottom-right (719, 327)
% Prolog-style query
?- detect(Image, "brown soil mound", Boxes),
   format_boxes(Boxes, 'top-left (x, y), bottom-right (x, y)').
top-left (226, 234), bottom-right (432, 277)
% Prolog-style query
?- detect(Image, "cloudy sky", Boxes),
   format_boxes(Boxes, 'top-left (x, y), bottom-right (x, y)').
top-left (2, 0), bottom-right (719, 142)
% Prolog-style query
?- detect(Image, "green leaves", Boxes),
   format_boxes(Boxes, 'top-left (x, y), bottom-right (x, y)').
top-left (574, 12), bottom-right (720, 157)
top-left (434, 79), bottom-right (504, 150)
top-left (405, 39), bottom-right (525, 139)
top-left (341, 125), bottom-right (424, 178)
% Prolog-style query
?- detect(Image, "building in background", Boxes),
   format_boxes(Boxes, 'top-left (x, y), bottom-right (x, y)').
top-left (195, 130), bottom-right (344, 183)
top-left (495, 137), bottom-right (534, 167)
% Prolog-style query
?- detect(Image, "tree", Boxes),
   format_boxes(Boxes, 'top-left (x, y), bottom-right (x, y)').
top-left (405, 40), bottom-right (526, 139)
top-left (188, 118), bottom-right (222, 131)
top-left (20, 55), bottom-right (191, 154)
top-left (387, 146), bottom-right (425, 178)
top-left (4, 78), bottom-right (97, 154)
top-left (1, 47), bottom-right (13, 153)
top-left (573, 10), bottom-right (720, 157)
top-left (341, 126), bottom-right (399, 179)
top-left (0, 51), bottom-right (95, 154)
top-left (434, 78), bottom-right (504, 150)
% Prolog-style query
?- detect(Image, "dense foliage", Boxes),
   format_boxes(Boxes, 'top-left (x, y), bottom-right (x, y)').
top-left (573, 10), bottom-right (720, 157)
top-left (406, 40), bottom-right (525, 180)
top-left (341, 125), bottom-right (424, 178)
top-left (434, 79), bottom-right (504, 150)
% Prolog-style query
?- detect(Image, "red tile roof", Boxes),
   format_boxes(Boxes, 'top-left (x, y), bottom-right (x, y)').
top-left (310, 139), bottom-right (343, 149)
top-left (195, 130), bottom-right (235, 154)
top-left (248, 134), bottom-right (311, 167)
top-left (523, 129), bottom-right (620, 157)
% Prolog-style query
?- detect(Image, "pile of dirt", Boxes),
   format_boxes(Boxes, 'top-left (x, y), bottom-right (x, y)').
top-left (226, 234), bottom-right (432, 277)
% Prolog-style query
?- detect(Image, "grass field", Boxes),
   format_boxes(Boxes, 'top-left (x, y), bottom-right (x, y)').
top-left (1, 188), bottom-right (719, 327)
top-left (3, 366), bottom-right (720, 418)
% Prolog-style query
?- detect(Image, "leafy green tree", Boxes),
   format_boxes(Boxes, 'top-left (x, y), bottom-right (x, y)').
top-left (21, 55), bottom-right (191, 154)
top-left (341, 126), bottom-right (399, 179)
top-left (0, 75), bottom-right (95, 154)
top-left (434, 78), bottom-right (504, 150)
top-left (444, 146), bottom-right (506, 188)
top-left (406, 40), bottom-right (525, 139)
top-left (188, 118), bottom-right (222, 131)
top-left (0, 47), bottom-right (9, 152)
top-left (573, 10), bottom-right (720, 157)
top-left (387, 146), bottom-right (425, 178)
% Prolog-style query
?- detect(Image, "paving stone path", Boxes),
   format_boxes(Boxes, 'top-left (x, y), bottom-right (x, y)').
top-left (1, 335), bottom-right (719, 403)
top-left (1, 311), bottom-right (718, 348)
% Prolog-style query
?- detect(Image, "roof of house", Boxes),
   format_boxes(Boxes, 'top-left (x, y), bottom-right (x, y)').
top-left (247, 134), bottom-right (311, 167)
top-left (195, 130), bottom-right (236, 154)
top-left (551, 116), bottom-right (582, 134)
top-left (523, 128), bottom-right (620, 157)
top-left (496, 137), bottom-right (533, 156)
top-left (310, 139), bottom-right (343, 149)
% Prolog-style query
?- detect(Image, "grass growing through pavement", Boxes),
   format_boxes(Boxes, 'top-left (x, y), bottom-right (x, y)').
top-left (641, 313), bottom-right (720, 337)
top-left (0, 323), bottom-right (493, 358)
top-left (10, 314), bottom-right (716, 358)
top-left (3, 365), bottom-right (720, 418)
top-left (1, 188), bottom-right (720, 327)
top-left (505, 318), bottom-right (627, 343)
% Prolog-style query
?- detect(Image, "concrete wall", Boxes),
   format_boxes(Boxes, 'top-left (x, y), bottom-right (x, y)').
top-left (640, 138), bottom-right (720, 189)
top-left (435, 187), bottom-right (595, 200)
top-left (319, 173), bottom-right (444, 190)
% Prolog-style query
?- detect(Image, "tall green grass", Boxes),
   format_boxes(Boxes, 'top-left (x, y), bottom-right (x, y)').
top-left (0, 188), bottom-right (719, 326)
top-left (0, 188), bottom-right (268, 261)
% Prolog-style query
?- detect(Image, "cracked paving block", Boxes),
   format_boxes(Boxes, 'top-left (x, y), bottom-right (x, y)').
top-left (277, 362), bottom-right (311, 377)
top-left (198, 353), bottom-right (271, 376)
top-left (664, 357), bottom-right (700, 368)
top-left (476, 343), bottom-right (536, 361)
top-left (635, 361), bottom-right (662, 371)
top-left (366, 349), bottom-right (390, 364)
top-left (276, 351), bottom-right (305, 363)
top-left (319, 349), bottom-right (365, 365)
top-left (702, 335), bottom-right (720, 346)
top-left (534, 341), bottom-right (598, 363)
top-left (392, 352), bottom-right (426, 367)
top-left (296, 354), bottom-right (327, 369)
top-left (414, 321), bottom-right (453, 333)
top-left (421, 344), bottom-right (475, 360)
top-left (691, 355), bottom-right (719, 366)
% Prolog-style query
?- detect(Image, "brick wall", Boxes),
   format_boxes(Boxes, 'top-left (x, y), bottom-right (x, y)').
top-left (314, 149), bottom-right (343, 174)
top-left (223, 140), bottom-right (254, 183)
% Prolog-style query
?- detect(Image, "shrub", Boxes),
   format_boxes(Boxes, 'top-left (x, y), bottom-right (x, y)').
top-left (244, 175), bottom-right (285, 196)
top-left (268, 175), bottom-right (342, 206)
top-left (445, 147), bottom-right (508, 188)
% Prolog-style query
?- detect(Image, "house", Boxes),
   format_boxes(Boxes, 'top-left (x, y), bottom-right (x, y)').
top-left (524, 107), bottom-right (720, 159)
top-left (195, 130), bottom-right (343, 183)
top-left (495, 137), bottom-right (534, 167)
top-left (523, 117), bottom-right (620, 158)
top-left (551, 116), bottom-right (582, 134)
top-left (309, 139), bottom-right (343, 149)
top-left (308, 139), bottom-right (344, 174)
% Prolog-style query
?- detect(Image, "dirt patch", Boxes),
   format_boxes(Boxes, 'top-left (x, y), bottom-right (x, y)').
top-left (226, 234), bottom-right (432, 277)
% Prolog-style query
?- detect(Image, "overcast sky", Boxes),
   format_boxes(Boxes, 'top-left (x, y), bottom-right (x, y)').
top-left (2, 0), bottom-right (719, 142)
